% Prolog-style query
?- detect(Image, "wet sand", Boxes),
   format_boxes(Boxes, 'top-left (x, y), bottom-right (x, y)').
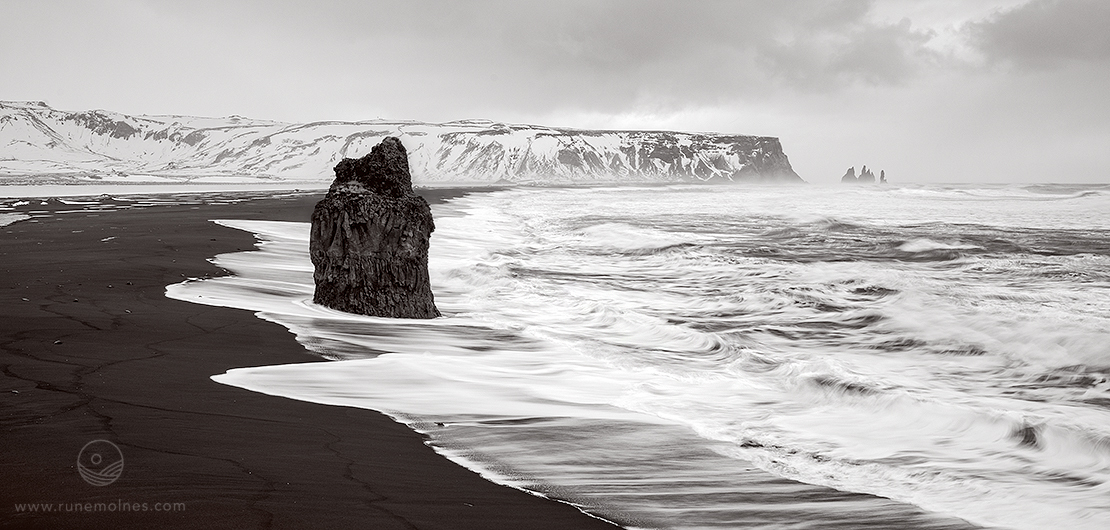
top-left (0, 190), bottom-right (618, 529)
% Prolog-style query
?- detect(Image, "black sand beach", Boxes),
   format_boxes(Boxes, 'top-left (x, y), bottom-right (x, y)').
top-left (0, 190), bottom-right (617, 529)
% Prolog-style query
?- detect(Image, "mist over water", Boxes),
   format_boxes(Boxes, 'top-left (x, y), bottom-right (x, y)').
top-left (168, 184), bottom-right (1110, 529)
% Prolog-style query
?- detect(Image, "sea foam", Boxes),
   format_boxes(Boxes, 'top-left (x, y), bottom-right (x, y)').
top-left (169, 184), bottom-right (1110, 529)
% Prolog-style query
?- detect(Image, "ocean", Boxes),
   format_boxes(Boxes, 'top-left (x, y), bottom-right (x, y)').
top-left (167, 183), bottom-right (1110, 529)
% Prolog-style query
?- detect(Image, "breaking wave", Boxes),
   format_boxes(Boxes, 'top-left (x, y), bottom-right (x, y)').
top-left (169, 184), bottom-right (1110, 529)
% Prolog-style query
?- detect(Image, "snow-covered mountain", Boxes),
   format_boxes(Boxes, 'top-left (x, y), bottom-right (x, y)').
top-left (0, 101), bottom-right (803, 185)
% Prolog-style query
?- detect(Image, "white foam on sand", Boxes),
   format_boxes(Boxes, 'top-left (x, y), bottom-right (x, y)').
top-left (166, 186), bottom-right (1110, 530)
top-left (0, 213), bottom-right (30, 226)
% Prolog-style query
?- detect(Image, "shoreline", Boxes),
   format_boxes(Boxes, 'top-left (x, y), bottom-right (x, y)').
top-left (0, 182), bottom-right (506, 199)
top-left (0, 190), bottom-right (619, 529)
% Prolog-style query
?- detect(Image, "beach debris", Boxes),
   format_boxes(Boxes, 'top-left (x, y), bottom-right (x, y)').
top-left (310, 137), bottom-right (440, 318)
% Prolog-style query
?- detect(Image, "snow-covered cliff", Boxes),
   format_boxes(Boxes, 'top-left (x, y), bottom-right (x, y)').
top-left (0, 101), bottom-right (802, 185)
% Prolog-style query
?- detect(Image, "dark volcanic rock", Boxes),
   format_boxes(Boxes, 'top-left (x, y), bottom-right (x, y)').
top-left (858, 165), bottom-right (876, 184)
top-left (332, 137), bottom-right (414, 198)
top-left (310, 137), bottom-right (440, 318)
top-left (841, 165), bottom-right (883, 184)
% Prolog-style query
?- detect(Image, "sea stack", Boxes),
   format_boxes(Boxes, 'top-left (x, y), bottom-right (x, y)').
top-left (840, 167), bottom-right (857, 183)
top-left (309, 137), bottom-right (440, 318)
top-left (858, 166), bottom-right (876, 184)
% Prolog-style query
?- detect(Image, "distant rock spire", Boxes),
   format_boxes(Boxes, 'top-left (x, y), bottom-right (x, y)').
top-left (841, 165), bottom-right (886, 185)
top-left (858, 165), bottom-right (875, 184)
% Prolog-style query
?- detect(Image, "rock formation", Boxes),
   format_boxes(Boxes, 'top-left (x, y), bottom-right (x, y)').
top-left (309, 137), bottom-right (440, 318)
top-left (841, 165), bottom-right (885, 184)
top-left (858, 165), bottom-right (876, 184)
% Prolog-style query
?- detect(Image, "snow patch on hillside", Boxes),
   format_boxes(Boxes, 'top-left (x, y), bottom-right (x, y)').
top-left (0, 102), bottom-right (803, 185)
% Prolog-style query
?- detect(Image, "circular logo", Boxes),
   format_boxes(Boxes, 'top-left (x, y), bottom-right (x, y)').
top-left (77, 439), bottom-right (124, 486)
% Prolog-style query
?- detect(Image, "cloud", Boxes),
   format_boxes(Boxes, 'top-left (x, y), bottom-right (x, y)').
top-left (756, 12), bottom-right (938, 88)
top-left (322, 0), bottom-right (947, 116)
top-left (968, 0), bottom-right (1110, 69)
top-left (4, 0), bottom-right (1107, 183)
top-left (490, 1), bottom-right (942, 91)
top-left (0, 0), bottom-right (954, 121)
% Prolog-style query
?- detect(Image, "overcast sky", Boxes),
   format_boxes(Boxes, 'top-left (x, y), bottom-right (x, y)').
top-left (2, 0), bottom-right (1108, 183)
